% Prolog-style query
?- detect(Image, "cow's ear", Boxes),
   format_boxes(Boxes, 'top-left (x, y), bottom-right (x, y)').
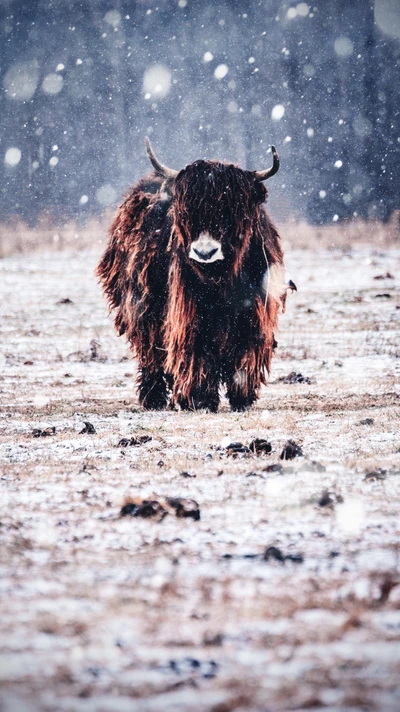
top-left (253, 181), bottom-right (267, 204)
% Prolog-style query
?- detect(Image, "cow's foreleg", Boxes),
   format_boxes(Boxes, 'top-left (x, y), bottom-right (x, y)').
top-left (136, 322), bottom-right (169, 410)
top-left (225, 296), bottom-right (279, 411)
top-left (225, 365), bottom-right (260, 411)
top-left (138, 364), bottom-right (169, 410)
top-left (176, 369), bottom-right (220, 413)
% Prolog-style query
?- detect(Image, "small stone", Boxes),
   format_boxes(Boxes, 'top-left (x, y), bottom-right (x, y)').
top-left (80, 421), bottom-right (96, 434)
top-left (280, 440), bottom-right (303, 460)
top-left (117, 435), bottom-right (152, 447)
top-left (262, 463), bottom-right (283, 473)
top-left (358, 418), bottom-right (374, 426)
top-left (120, 499), bottom-right (167, 520)
top-left (32, 427), bottom-right (56, 438)
top-left (263, 546), bottom-right (304, 563)
top-left (118, 438), bottom-right (131, 448)
top-left (120, 496), bottom-right (200, 522)
top-left (166, 497), bottom-right (200, 521)
top-left (249, 438), bottom-right (272, 455)
top-left (276, 371), bottom-right (312, 384)
top-left (226, 442), bottom-right (250, 456)
top-left (263, 546), bottom-right (285, 562)
top-left (318, 490), bottom-right (343, 508)
top-left (364, 468), bottom-right (387, 482)
top-left (374, 272), bottom-right (394, 280)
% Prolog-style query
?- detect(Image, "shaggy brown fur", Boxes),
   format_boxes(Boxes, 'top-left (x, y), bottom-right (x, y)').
top-left (97, 154), bottom-right (288, 412)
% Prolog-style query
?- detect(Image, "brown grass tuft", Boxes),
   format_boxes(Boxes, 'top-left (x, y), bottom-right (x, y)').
top-left (0, 212), bottom-right (399, 258)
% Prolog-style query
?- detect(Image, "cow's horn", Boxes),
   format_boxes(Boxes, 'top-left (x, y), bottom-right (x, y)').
top-left (145, 137), bottom-right (178, 180)
top-left (254, 146), bottom-right (280, 181)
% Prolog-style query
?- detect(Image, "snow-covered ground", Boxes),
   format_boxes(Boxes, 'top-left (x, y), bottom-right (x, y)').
top-left (0, 243), bottom-right (399, 711)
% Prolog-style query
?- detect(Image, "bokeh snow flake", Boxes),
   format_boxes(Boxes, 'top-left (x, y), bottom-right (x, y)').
top-left (353, 115), bottom-right (373, 137)
top-left (79, 195), bottom-right (89, 205)
top-left (143, 64), bottom-right (172, 99)
top-left (203, 51), bottom-right (214, 63)
top-left (260, 409), bottom-right (271, 421)
top-left (271, 104), bottom-right (285, 121)
top-left (286, 4), bottom-right (309, 20)
top-left (303, 63), bottom-right (315, 77)
top-left (96, 184), bottom-right (117, 206)
top-left (296, 3), bottom-right (310, 17)
top-left (214, 64), bottom-right (229, 80)
top-left (251, 104), bottom-right (262, 116)
top-left (104, 10), bottom-right (121, 27)
top-left (42, 73), bottom-right (64, 95)
top-left (5, 148), bottom-right (21, 167)
top-left (336, 498), bottom-right (366, 535)
top-left (33, 395), bottom-right (49, 408)
top-left (334, 37), bottom-right (354, 57)
top-left (49, 156), bottom-right (59, 167)
top-left (375, 0), bottom-right (400, 39)
top-left (264, 476), bottom-right (286, 500)
top-left (3, 60), bottom-right (39, 101)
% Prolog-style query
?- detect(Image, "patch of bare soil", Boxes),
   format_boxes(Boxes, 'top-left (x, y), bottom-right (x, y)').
top-left (0, 243), bottom-right (400, 712)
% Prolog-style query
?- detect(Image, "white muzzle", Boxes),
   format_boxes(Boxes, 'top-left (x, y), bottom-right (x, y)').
top-left (189, 232), bottom-right (224, 263)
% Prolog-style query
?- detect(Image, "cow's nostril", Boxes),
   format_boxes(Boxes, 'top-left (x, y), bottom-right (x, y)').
top-left (194, 247), bottom-right (218, 261)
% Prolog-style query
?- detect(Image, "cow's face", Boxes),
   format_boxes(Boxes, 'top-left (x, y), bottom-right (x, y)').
top-left (171, 161), bottom-right (267, 273)
top-left (144, 138), bottom-right (280, 276)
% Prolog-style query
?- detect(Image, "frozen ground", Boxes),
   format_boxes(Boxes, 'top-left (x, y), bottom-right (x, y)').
top-left (0, 243), bottom-right (400, 712)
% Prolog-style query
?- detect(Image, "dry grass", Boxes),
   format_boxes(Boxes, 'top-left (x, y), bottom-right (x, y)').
top-left (0, 211), bottom-right (399, 258)
top-left (283, 211), bottom-right (400, 250)
top-left (0, 215), bottom-right (109, 258)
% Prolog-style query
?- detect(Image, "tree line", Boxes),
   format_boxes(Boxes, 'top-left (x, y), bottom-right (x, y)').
top-left (1, 0), bottom-right (399, 226)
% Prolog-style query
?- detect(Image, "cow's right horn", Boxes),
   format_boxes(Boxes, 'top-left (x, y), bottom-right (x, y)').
top-left (145, 137), bottom-right (178, 180)
top-left (254, 145), bottom-right (280, 181)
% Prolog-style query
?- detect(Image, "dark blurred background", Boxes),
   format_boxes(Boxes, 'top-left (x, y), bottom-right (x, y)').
top-left (1, 0), bottom-right (399, 225)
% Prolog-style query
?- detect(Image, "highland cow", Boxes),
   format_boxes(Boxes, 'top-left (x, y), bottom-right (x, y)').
top-left (97, 138), bottom-right (295, 412)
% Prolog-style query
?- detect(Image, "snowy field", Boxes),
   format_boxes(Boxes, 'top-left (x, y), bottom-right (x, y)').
top-left (1, 241), bottom-right (400, 712)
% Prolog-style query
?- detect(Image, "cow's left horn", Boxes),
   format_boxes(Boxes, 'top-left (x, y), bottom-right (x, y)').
top-left (254, 146), bottom-right (280, 181)
top-left (145, 137), bottom-right (178, 180)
